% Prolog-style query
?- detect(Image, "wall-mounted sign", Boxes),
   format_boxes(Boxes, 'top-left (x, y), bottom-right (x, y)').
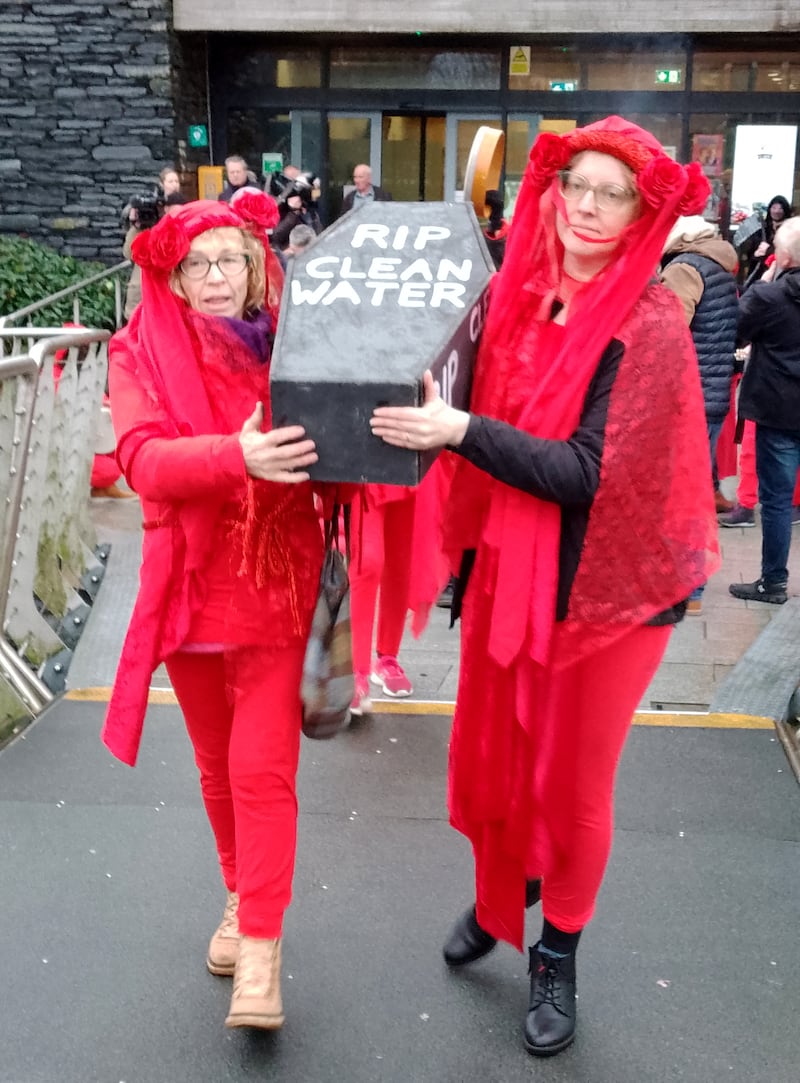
top-left (188, 124), bottom-right (208, 148)
top-left (731, 124), bottom-right (797, 218)
top-left (550, 80), bottom-right (577, 92)
top-left (261, 152), bottom-right (283, 177)
top-left (655, 69), bottom-right (682, 85)
top-left (509, 46), bottom-right (531, 76)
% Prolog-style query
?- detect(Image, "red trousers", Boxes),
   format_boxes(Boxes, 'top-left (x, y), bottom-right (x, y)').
top-left (520, 623), bottom-right (671, 933)
top-left (165, 644), bottom-right (304, 938)
top-left (737, 421), bottom-right (758, 508)
top-left (349, 494), bottom-right (416, 675)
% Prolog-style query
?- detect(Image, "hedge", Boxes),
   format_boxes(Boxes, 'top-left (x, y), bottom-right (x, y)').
top-left (0, 235), bottom-right (120, 330)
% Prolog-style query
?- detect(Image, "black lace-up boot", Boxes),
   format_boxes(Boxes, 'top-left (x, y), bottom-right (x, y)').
top-left (442, 880), bottom-right (542, 967)
top-left (523, 942), bottom-right (577, 1057)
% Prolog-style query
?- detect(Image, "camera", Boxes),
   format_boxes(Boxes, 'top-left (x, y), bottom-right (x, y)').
top-left (129, 191), bottom-right (165, 230)
top-left (269, 171), bottom-right (318, 206)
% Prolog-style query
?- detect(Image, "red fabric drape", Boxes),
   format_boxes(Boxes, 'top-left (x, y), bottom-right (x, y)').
top-left (443, 118), bottom-right (719, 948)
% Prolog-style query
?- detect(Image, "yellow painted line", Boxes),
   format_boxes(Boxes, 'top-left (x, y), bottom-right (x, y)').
top-left (67, 686), bottom-right (177, 705)
top-left (633, 711), bottom-right (774, 730)
top-left (367, 700), bottom-right (456, 716)
top-left (65, 688), bottom-right (775, 729)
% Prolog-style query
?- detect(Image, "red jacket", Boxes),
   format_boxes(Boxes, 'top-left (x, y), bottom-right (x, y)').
top-left (101, 312), bottom-right (323, 766)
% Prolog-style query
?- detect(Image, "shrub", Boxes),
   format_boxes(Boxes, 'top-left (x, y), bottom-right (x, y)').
top-left (0, 235), bottom-right (120, 330)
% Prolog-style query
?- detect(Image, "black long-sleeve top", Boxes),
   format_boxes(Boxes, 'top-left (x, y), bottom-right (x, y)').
top-left (452, 337), bottom-right (684, 625)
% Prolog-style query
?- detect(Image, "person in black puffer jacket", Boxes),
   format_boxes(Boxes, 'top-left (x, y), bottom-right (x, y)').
top-left (660, 216), bottom-right (739, 605)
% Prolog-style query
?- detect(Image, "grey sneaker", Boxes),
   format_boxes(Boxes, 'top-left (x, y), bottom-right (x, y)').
top-left (719, 504), bottom-right (756, 528)
top-left (729, 578), bottom-right (788, 604)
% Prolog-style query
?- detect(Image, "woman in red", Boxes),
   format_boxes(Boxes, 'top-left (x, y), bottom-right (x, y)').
top-left (102, 194), bottom-right (324, 1031)
top-left (348, 467), bottom-right (450, 714)
top-left (370, 118), bottom-right (720, 1057)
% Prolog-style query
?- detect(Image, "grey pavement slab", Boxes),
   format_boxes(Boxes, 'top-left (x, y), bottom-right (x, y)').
top-left (0, 701), bottom-right (797, 1083)
top-left (68, 498), bottom-right (800, 716)
top-left (710, 598), bottom-right (800, 719)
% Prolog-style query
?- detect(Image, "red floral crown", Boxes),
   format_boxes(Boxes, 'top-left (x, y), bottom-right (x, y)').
top-left (131, 192), bottom-right (280, 275)
top-left (528, 126), bottom-right (710, 217)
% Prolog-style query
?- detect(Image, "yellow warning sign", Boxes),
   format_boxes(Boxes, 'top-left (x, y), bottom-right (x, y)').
top-left (509, 46), bottom-right (531, 77)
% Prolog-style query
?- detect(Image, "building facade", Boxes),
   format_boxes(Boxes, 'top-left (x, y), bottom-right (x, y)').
top-left (1, 1), bottom-right (798, 261)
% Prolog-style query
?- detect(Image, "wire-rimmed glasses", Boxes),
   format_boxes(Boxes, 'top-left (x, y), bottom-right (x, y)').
top-left (557, 170), bottom-right (637, 213)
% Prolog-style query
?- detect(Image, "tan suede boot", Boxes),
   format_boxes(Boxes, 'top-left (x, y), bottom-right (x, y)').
top-left (207, 891), bottom-right (240, 976)
top-left (224, 936), bottom-right (284, 1030)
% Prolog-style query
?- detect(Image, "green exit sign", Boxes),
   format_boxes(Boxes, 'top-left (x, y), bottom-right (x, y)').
top-left (188, 124), bottom-right (208, 148)
top-left (655, 69), bottom-right (682, 85)
top-left (550, 80), bottom-right (577, 92)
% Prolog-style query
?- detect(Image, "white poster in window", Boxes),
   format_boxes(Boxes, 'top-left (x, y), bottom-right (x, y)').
top-left (731, 125), bottom-right (797, 218)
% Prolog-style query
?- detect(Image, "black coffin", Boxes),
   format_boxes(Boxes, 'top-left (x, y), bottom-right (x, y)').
top-left (270, 202), bottom-right (494, 485)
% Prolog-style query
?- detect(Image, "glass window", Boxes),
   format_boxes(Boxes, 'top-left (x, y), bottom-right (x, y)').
top-left (297, 112), bottom-right (324, 181)
top-left (505, 117), bottom-right (538, 180)
top-left (226, 110), bottom-right (291, 181)
top-left (503, 117), bottom-right (571, 218)
top-left (330, 48), bottom-right (500, 90)
top-left (615, 113), bottom-right (682, 157)
top-left (586, 50), bottom-right (686, 92)
top-left (217, 46), bottom-right (322, 90)
top-left (693, 53), bottom-right (800, 93)
top-left (509, 45), bottom-right (686, 92)
top-left (689, 114), bottom-right (736, 238)
top-left (508, 47), bottom-right (581, 92)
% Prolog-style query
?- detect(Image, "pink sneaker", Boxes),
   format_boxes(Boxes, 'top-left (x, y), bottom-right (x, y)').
top-left (349, 673), bottom-right (373, 716)
top-left (370, 655), bottom-right (413, 698)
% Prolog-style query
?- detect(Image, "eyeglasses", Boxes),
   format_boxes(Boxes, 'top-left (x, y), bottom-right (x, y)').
top-left (558, 170), bottom-right (637, 213)
top-left (178, 253), bottom-right (250, 279)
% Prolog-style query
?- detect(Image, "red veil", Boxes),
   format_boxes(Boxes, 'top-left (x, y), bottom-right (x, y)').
top-left (445, 118), bottom-right (721, 947)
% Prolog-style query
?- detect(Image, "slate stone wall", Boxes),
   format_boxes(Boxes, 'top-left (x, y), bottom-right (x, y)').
top-left (0, 0), bottom-right (208, 263)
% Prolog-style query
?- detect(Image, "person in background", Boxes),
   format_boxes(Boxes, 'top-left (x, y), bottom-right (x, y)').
top-left (285, 223), bottom-right (317, 257)
top-left (218, 156), bottom-right (252, 203)
top-left (347, 466), bottom-right (450, 715)
top-left (482, 189), bottom-right (510, 270)
top-left (660, 215), bottom-right (738, 613)
top-left (270, 177), bottom-right (322, 251)
top-left (339, 164), bottom-right (392, 216)
top-left (370, 117), bottom-right (717, 1058)
top-left (729, 218), bottom-right (800, 605)
top-left (742, 195), bottom-right (793, 286)
top-left (103, 192), bottom-right (334, 1033)
top-left (159, 167), bottom-right (181, 198)
top-left (719, 413), bottom-right (800, 529)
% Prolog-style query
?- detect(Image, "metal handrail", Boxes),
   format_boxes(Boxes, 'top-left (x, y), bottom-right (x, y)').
top-left (0, 354), bottom-right (55, 713)
top-left (0, 330), bottom-right (111, 711)
top-left (0, 260), bottom-right (131, 331)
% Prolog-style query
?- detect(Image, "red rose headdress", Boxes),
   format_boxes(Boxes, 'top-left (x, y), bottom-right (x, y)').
top-left (122, 194), bottom-right (284, 450)
top-left (473, 115), bottom-right (711, 418)
top-left (131, 194), bottom-right (280, 276)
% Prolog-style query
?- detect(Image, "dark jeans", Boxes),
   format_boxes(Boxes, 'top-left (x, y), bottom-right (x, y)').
top-left (756, 424), bottom-right (800, 587)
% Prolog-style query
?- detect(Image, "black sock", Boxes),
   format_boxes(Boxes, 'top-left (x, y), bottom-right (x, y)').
top-left (540, 918), bottom-right (581, 958)
top-left (525, 879), bottom-right (542, 908)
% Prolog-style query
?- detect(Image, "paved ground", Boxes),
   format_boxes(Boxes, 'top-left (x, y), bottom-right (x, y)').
top-left (71, 484), bottom-right (800, 712)
top-left (0, 487), bottom-right (798, 1083)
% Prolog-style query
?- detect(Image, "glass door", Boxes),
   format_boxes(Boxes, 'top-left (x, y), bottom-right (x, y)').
top-left (443, 114), bottom-right (502, 202)
top-left (381, 114), bottom-right (446, 201)
top-left (327, 112), bottom-right (382, 219)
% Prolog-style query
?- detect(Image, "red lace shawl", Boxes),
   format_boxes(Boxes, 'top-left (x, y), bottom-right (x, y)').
top-left (445, 285), bottom-right (720, 949)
